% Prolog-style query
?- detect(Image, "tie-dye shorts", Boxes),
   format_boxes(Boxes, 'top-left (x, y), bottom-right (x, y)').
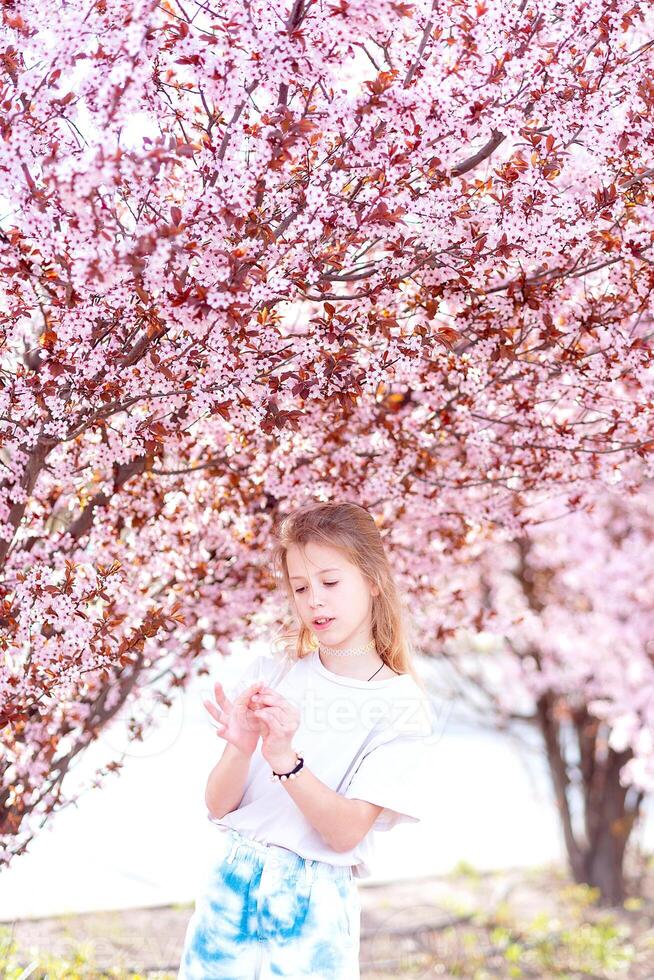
top-left (177, 826), bottom-right (361, 979)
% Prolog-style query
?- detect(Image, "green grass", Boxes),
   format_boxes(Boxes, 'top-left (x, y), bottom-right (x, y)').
top-left (4, 869), bottom-right (653, 978)
top-left (0, 925), bottom-right (175, 980)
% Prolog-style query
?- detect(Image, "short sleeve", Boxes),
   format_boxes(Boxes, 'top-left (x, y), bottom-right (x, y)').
top-left (343, 734), bottom-right (434, 832)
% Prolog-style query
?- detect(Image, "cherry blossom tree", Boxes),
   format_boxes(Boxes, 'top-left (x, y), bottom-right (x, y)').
top-left (443, 485), bottom-right (654, 904)
top-left (2, 0), bottom-right (654, 870)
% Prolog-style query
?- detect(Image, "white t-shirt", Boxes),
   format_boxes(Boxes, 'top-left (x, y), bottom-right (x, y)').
top-left (207, 649), bottom-right (435, 879)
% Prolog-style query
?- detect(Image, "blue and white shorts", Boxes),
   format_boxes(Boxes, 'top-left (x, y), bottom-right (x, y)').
top-left (177, 826), bottom-right (361, 979)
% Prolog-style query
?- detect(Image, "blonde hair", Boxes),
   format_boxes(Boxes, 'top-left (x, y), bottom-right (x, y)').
top-left (269, 501), bottom-right (427, 692)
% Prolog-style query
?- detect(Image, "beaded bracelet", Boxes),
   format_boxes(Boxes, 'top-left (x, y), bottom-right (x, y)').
top-left (270, 751), bottom-right (304, 782)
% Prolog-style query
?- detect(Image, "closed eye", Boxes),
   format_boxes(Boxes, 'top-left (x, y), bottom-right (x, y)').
top-left (295, 582), bottom-right (339, 593)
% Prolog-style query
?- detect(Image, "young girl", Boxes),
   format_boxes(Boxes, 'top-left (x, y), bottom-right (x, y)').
top-left (177, 501), bottom-right (434, 979)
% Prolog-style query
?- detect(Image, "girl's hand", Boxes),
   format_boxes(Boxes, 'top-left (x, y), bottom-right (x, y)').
top-left (203, 681), bottom-right (266, 757)
top-left (247, 687), bottom-right (301, 771)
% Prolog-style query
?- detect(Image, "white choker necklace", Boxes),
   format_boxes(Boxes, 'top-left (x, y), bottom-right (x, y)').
top-left (319, 639), bottom-right (376, 658)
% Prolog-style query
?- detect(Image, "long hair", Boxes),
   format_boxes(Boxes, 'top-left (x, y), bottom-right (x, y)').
top-left (270, 501), bottom-right (427, 692)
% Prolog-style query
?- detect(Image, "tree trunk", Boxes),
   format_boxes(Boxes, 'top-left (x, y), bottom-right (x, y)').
top-left (536, 696), bottom-right (644, 907)
top-left (580, 801), bottom-right (628, 906)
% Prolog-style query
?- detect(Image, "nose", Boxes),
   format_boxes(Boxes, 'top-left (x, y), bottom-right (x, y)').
top-left (306, 585), bottom-right (325, 608)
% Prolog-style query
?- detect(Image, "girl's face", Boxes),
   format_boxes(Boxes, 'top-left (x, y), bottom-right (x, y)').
top-left (286, 540), bottom-right (379, 649)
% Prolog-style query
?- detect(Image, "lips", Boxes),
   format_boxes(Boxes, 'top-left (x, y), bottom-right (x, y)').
top-left (313, 617), bottom-right (334, 628)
